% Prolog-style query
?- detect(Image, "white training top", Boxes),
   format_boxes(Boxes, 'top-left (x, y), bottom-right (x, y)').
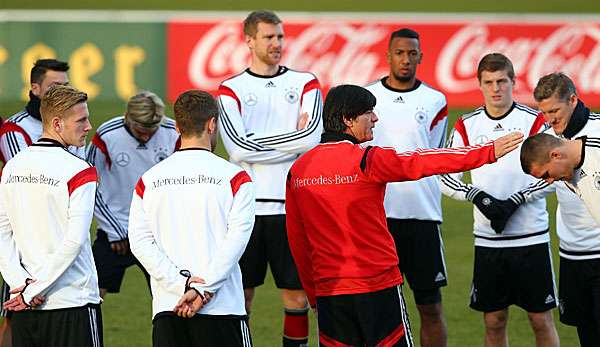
top-left (517, 113), bottom-right (600, 260)
top-left (441, 103), bottom-right (550, 248)
top-left (0, 139), bottom-right (101, 309)
top-left (0, 110), bottom-right (85, 162)
top-left (87, 116), bottom-right (180, 242)
top-left (365, 78), bottom-right (448, 222)
top-left (129, 149), bottom-right (255, 318)
top-left (566, 137), bottom-right (600, 231)
top-left (217, 66), bottom-right (323, 215)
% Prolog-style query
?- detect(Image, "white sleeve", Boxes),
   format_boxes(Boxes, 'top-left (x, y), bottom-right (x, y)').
top-left (22, 169), bottom-right (97, 302)
top-left (508, 179), bottom-right (556, 205)
top-left (439, 123), bottom-right (479, 201)
top-left (429, 103), bottom-right (449, 149)
top-left (86, 141), bottom-right (128, 242)
top-left (252, 86), bottom-right (323, 154)
top-left (192, 180), bottom-right (255, 293)
top-left (128, 183), bottom-right (186, 295)
top-left (217, 93), bottom-right (298, 164)
top-left (0, 184), bottom-right (31, 288)
top-left (0, 131), bottom-right (29, 162)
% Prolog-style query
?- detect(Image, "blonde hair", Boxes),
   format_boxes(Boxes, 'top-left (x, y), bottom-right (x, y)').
top-left (125, 91), bottom-right (165, 128)
top-left (40, 84), bottom-right (87, 127)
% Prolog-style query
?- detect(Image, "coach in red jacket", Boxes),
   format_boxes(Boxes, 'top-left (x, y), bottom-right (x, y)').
top-left (285, 84), bottom-right (523, 347)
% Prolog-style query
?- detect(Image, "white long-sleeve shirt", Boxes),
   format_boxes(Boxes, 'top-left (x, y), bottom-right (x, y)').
top-left (86, 116), bottom-right (179, 242)
top-left (0, 138), bottom-right (100, 309)
top-left (217, 66), bottom-right (323, 215)
top-left (517, 109), bottom-right (600, 259)
top-left (129, 148), bottom-right (255, 318)
top-left (365, 78), bottom-right (448, 222)
top-left (441, 103), bottom-right (549, 247)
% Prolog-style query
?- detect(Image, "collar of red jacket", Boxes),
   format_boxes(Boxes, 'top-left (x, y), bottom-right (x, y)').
top-left (320, 132), bottom-right (360, 144)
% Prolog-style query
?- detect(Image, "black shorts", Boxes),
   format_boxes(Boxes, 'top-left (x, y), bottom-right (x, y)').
top-left (387, 219), bottom-right (446, 304)
top-left (239, 215), bottom-right (302, 289)
top-left (92, 229), bottom-right (150, 293)
top-left (152, 314), bottom-right (252, 347)
top-left (316, 285), bottom-right (413, 347)
top-left (11, 304), bottom-right (102, 347)
top-left (470, 243), bottom-right (557, 313)
top-left (558, 257), bottom-right (600, 327)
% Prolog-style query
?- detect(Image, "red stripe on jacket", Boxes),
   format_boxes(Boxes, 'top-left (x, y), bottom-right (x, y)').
top-left (67, 167), bottom-right (98, 196)
top-left (135, 178), bottom-right (145, 199)
top-left (300, 78), bottom-right (321, 105)
top-left (91, 133), bottom-right (112, 169)
top-left (230, 171), bottom-right (252, 196)
top-left (218, 85), bottom-right (242, 113)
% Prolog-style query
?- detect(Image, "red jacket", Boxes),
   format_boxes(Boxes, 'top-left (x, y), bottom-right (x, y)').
top-left (286, 132), bottom-right (497, 306)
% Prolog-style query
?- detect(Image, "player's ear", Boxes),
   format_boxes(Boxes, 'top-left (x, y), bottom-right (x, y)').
top-left (550, 149), bottom-right (561, 160)
top-left (174, 122), bottom-right (182, 135)
top-left (207, 117), bottom-right (217, 134)
top-left (342, 116), bottom-right (353, 128)
top-left (52, 117), bottom-right (63, 133)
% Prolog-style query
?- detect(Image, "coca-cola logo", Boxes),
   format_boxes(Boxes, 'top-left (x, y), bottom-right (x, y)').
top-left (436, 23), bottom-right (600, 97)
top-left (187, 21), bottom-right (388, 89)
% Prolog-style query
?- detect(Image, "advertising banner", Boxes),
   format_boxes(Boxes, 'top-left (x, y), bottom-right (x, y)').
top-left (168, 19), bottom-right (600, 107)
top-left (0, 22), bottom-right (165, 102)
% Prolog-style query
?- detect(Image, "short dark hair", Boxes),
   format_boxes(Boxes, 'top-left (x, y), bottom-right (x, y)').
top-left (477, 53), bottom-right (514, 81)
top-left (533, 72), bottom-right (577, 103)
top-left (323, 85), bottom-right (376, 133)
top-left (173, 90), bottom-right (219, 137)
top-left (243, 10), bottom-right (282, 37)
top-left (388, 28), bottom-right (420, 47)
top-left (31, 59), bottom-right (69, 85)
top-left (520, 133), bottom-right (563, 174)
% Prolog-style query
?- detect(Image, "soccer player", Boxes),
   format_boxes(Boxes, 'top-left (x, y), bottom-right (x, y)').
top-left (0, 84), bottom-right (102, 347)
top-left (365, 28), bottom-right (448, 347)
top-left (87, 91), bottom-right (179, 298)
top-left (217, 10), bottom-right (322, 346)
top-left (440, 53), bottom-right (558, 347)
top-left (0, 58), bottom-right (84, 346)
top-left (522, 134), bottom-right (600, 223)
top-left (129, 90), bottom-right (254, 347)
top-left (286, 84), bottom-right (522, 347)
top-left (517, 72), bottom-right (600, 346)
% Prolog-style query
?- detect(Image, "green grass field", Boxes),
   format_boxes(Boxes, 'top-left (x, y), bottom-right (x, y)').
top-left (2, 0), bottom-right (600, 345)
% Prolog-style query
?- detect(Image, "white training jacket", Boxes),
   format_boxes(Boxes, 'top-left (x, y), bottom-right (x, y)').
top-left (87, 116), bottom-right (180, 242)
top-left (0, 138), bottom-right (100, 309)
top-left (441, 103), bottom-right (550, 247)
top-left (217, 66), bottom-right (323, 215)
top-left (517, 114), bottom-right (600, 260)
top-left (129, 148), bottom-right (255, 318)
top-left (365, 78), bottom-right (448, 222)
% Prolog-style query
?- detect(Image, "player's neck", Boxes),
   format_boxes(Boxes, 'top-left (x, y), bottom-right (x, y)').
top-left (179, 136), bottom-right (211, 152)
top-left (567, 139), bottom-right (584, 167)
top-left (485, 102), bottom-right (513, 119)
top-left (40, 131), bottom-right (67, 147)
top-left (249, 60), bottom-right (280, 76)
top-left (386, 75), bottom-right (416, 91)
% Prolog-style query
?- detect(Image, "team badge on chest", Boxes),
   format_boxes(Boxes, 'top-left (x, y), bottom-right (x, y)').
top-left (414, 107), bottom-right (427, 124)
top-left (285, 87), bottom-right (299, 104)
top-left (154, 146), bottom-right (170, 163)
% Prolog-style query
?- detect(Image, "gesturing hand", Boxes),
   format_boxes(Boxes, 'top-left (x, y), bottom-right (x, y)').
top-left (493, 132), bottom-right (524, 159)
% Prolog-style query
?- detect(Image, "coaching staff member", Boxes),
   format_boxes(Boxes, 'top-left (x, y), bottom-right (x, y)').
top-left (285, 84), bottom-right (523, 347)
top-left (0, 84), bottom-right (102, 347)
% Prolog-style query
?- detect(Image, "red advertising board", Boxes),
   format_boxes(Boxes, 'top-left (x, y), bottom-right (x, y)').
top-left (167, 18), bottom-right (600, 108)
